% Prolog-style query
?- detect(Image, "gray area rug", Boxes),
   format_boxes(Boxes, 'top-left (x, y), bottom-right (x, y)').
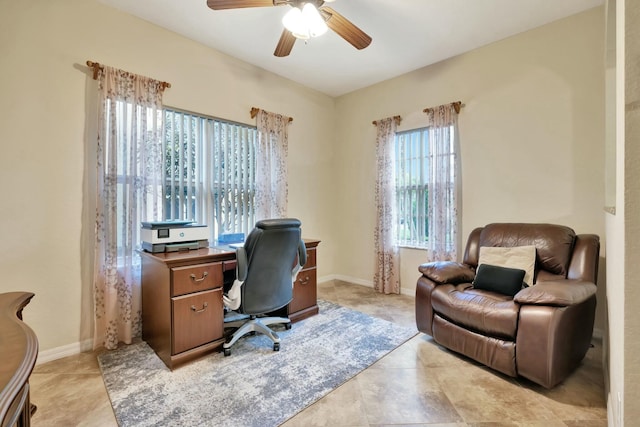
top-left (98, 300), bottom-right (417, 427)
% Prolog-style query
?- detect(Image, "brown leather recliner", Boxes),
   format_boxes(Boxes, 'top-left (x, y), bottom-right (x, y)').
top-left (415, 223), bottom-right (600, 388)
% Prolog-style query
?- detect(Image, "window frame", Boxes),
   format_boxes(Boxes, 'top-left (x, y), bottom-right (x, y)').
top-left (394, 127), bottom-right (430, 249)
top-left (393, 124), bottom-right (456, 250)
top-left (161, 106), bottom-right (258, 242)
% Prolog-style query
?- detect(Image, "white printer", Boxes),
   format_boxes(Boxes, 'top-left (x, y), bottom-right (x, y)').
top-left (141, 220), bottom-right (209, 253)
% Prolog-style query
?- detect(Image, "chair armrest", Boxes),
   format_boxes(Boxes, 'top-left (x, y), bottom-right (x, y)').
top-left (236, 247), bottom-right (248, 282)
top-left (514, 280), bottom-right (597, 306)
top-left (297, 239), bottom-right (307, 269)
top-left (224, 247), bottom-right (249, 311)
top-left (291, 240), bottom-right (307, 284)
top-left (418, 261), bottom-right (475, 284)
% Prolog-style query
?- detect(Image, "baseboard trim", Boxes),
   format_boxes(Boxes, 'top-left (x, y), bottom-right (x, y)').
top-left (37, 339), bottom-right (93, 365)
top-left (320, 274), bottom-right (374, 288)
top-left (316, 274), bottom-right (338, 284)
top-left (318, 274), bottom-right (416, 297)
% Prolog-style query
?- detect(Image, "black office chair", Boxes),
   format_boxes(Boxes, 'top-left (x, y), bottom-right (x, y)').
top-left (222, 218), bottom-right (306, 356)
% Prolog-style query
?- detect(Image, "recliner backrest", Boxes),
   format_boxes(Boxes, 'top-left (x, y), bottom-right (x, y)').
top-left (240, 218), bottom-right (303, 314)
top-left (462, 223), bottom-right (598, 283)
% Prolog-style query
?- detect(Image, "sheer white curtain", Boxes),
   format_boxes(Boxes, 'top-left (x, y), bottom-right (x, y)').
top-left (373, 117), bottom-right (400, 294)
top-left (255, 110), bottom-right (291, 221)
top-left (93, 66), bottom-right (166, 350)
top-left (424, 104), bottom-right (461, 261)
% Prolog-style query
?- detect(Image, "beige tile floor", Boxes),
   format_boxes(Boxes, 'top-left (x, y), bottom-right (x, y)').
top-left (30, 280), bottom-right (607, 426)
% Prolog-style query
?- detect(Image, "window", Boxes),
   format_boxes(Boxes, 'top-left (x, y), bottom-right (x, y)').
top-left (395, 128), bottom-right (429, 248)
top-left (163, 108), bottom-right (257, 240)
top-left (394, 125), bottom-right (456, 249)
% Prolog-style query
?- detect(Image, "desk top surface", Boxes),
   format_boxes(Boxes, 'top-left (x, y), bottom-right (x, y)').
top-left (140, 238), bottom-right (320, 266)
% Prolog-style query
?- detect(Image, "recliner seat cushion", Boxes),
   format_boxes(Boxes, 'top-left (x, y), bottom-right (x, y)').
top-left (431, 284), bottom-right (520, 340)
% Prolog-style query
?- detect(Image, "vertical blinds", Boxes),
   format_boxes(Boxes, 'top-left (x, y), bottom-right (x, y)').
top-left (163, 109), bottom-right (257, 240)
top-left (395, 128), bottom-right (429, 248)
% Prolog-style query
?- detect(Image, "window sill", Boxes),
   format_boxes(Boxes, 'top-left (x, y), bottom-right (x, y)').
top-left (396, 244), bottom-right (428, 251)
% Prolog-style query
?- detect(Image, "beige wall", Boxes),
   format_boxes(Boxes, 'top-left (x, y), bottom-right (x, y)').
top-left (622, 0), bottom-right (640, 424)
top-left (333, 8), bottom-right (606, 325)
top-left (605, 1), bottom-right (640, 424)
top-left (0, 0), bottom-right (337, 354)
top-left (603, 1), bottom-right (622, 425)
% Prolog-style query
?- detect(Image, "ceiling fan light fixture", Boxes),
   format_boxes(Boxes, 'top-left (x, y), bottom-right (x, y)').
top-left (282, 7), bottom-right (309, 39)
top-left (301, 3), bottom-right (328, 37)
top-left (282, 3), bottom-right (327, 40)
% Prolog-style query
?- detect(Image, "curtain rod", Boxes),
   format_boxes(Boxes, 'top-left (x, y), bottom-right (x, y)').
top-left (423, 101), bottom-right (464, 114)
top-left (85, 60), bottom-right (172, 89)
top-left (372, 115), bottom-right (402, 126)
top-left (250, 107), bottom-right (293, 123)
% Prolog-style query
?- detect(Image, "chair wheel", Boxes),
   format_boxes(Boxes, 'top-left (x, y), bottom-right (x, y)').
top-left (273, 343), bottom-right (280, 351)
top-left (285, 323), bottom-right (292, 330)
top-left (224, 348), bottom-right (231, 357)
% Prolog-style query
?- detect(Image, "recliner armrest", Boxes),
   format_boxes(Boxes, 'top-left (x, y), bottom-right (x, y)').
top-left (514, 280), bottom-right (597, 306)
top-left (418, 261), bottom-right (475, 285)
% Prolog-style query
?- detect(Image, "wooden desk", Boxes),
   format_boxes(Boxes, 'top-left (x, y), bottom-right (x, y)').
top-left (141, 239), bottom-right (320, 369)
top-left (0, 292), bottom-right (37, 427)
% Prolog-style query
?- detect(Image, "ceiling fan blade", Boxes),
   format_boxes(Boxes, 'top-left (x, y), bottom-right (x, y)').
top-left (274, 29), bottom-right (296, 57)
top-left (321, 7), bottom-right (372, 50)
top-left (206, 0), bottom-right (275, 10)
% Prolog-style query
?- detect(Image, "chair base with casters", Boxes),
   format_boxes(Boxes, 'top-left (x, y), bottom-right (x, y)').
top-left (222, 314), bottom-right (292, 356)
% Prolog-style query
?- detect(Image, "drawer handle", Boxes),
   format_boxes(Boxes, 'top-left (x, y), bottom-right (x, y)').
top-left (298, 276), bottom-right (310, 285)
top-left (189, 271), bottom-right (209, 282)
top-left (190, 302), bottom-right (208, 313)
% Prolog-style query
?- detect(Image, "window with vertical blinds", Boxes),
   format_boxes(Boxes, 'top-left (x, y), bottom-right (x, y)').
top-left (394, 125), bottom-right (456, 249)
top-left (163, 108), bottom-right (257, 241)
top-left (395, 128), bottom-right (430, 248)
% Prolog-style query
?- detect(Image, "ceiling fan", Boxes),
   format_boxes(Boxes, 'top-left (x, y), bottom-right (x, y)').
top-left (206, 0), bottom-right (372, 57)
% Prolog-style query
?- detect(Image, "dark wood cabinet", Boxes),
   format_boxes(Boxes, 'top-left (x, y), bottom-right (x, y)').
top-left (141, 239), bottom-right (320, 369)
top-left (289, 240), bottom-right (319, 322)
top-left (141, 249), bottom-right (232, 369)
top-left (0, 292), bottom-right (37, 427)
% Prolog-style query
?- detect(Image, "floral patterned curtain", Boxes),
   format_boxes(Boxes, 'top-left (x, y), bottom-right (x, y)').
top-left (373, 117), bottom-right (400, 294)
top-left (255, 110), bottom-right (291, 221)
top-left (93, 66), bottom-right (166, 350)
top-left (424, 104), bottom-right (461, 261)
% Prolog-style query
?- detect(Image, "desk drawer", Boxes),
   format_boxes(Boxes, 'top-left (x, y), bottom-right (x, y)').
top-left (290, 269), bottom-right (317, 314)
top-left (172, 289), bottom-right (223, 354)
top-left (171, 262), bottom-right (223, 297)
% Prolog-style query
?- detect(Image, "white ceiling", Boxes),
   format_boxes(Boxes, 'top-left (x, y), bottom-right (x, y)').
top-left (97, 0), bottom-right (603, 97)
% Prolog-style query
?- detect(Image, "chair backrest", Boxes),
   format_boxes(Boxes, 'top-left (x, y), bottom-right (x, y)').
top-left (462, 223), bottom-right (600, 284)
top-left (239, 218), bottom-right (304, 315)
